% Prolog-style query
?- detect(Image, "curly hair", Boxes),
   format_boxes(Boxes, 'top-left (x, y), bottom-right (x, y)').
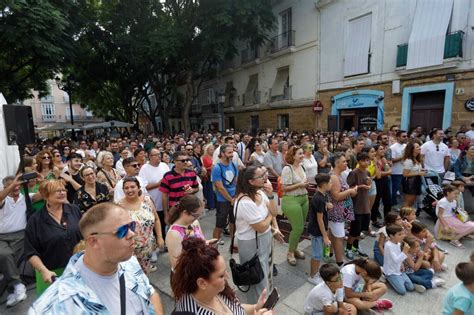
top-left (171, 238), bottom-right (238, 303)
top-left (403, 141), bottom-right (422, 164)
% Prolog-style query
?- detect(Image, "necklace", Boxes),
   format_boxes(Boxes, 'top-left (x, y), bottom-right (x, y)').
top-left (193, 295), bottom-right (231, 314)
top-left (47, 208), bottom-right (63, 225)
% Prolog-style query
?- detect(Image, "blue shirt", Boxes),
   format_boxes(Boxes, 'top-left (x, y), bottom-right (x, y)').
top-left (29, 252), bottom-right (155, 315)
top-left (443, 282), bottom-right (474, 315)
top-left (211, 161), bottom-right (238, 202)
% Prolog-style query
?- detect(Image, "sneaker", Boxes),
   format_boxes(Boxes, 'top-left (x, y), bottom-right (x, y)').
top-left (6, 284), bottom-right (27, 307)
top-left (149, 265), bottom-right (158, 273)
top-left (360, 232), bottom-right (366, 239)
top-left (414, 284), bottom-right (426, 293)
top-left (150, 251), bottom-right (158, 263)
top-left (373, 299), bottom-right (393, 310)
top-left (352, 247), bottom-right (369, 258)
top-left (273, 265), bottom-right (278, 277)
top-left (372, 221), bottom-right (384, 229)
top-left (345, 248), bottom-right (355, 260)
top-left (307, 273), bottom-right (323, 285)
top-left (217, 238), bottom-right (225, 246)
top-left (431, 278), bottom-right (446, 288)
top-left (441, 263), bottom-right (448, 272)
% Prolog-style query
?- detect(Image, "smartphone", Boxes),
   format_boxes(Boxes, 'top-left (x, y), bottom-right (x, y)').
top-left (21, 172), bottom-right (37, 181)
top-left (262, 288), bottom-right (280, 310)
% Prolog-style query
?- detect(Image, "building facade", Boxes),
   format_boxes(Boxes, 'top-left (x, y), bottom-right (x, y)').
top-left (201, 0), bottom-right (474, 133)
top-left (22, 80), bottom-right (102, 135)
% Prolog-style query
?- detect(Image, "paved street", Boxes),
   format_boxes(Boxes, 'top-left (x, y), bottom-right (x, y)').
top-left (1, 208), bottom-right (473, 315)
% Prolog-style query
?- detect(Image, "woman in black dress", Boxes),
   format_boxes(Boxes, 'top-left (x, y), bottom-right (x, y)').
top-left (74, 166), bottom-right (109, 213)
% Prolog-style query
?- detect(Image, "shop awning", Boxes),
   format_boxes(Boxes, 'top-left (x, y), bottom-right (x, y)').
top-left (82, 120), bottom-right (133, 130)
top-left (344, 13), bottom-right (372, 77)
top-left (271, 67), bottom-right (289, 97)
top-left (406, 0), bottom-right (453, 70)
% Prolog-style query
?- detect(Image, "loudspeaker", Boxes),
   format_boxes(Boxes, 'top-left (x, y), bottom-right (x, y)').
top-left (327, 115), bottom-right (338, 132)
top-left (3, 105), bottom-right (35, 145)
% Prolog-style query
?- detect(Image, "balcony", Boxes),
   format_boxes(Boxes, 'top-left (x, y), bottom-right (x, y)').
top-left (270, 85), bottom-right (292, 102)
top-left (65, 115), bottom-right (97, 122)
top-left (270, 30), bottom-right (295, 54)
top-left (201, 103), bottom-right (219, 115)
top-left (243, 90), bottom-right (261, 106)
top-left (42, 114), bottom-right (56, 122)
top-left (396, 31), bottom-right (463, 68)
top-left (241, 47), bottom-right (259, 65)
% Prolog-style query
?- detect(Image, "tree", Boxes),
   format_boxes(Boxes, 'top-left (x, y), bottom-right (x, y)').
top-left (160, 0), bottom-right (276, 133)
top-left (0, 0), bottom-right (82, 101)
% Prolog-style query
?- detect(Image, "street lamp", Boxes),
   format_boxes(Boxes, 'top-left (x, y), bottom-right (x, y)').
top-left (218, 93), bottom-right (225, 132)
top-left (55, 75), bottom-right (76, 140)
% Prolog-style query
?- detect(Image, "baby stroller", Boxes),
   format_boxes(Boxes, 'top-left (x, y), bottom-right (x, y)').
top-left (419, 174), bottom-right (444, 220)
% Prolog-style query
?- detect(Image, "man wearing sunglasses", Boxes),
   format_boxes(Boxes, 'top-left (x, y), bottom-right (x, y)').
top-left (113, 157), bottom-right (148, 203)
top-left (30, 202), bottom-right (164, 314)
top-left (421, 128), bottom-right (450, 181)
top-left (159, 151), bottom-right (199, 223)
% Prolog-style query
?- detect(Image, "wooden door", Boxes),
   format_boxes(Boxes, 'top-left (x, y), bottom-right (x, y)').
top-left (410, 91), bottom-right (444, 131)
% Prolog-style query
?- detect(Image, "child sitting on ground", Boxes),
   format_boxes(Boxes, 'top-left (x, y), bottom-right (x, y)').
top-left (400, 206), bottom-right (417, 225)
top-left (442, 261), bottom-right (474, 315)
top-left (307, 173), bottom-right (333, 285)
top-left (341, 258), bottom-right (392, 312)
top-left (411, 221), bottom-right (447, 273)
top-left (373, 212), bottom-right (400, 266)
top-left (403, 235), bottom-right (446, 292)
top-left (435, 185), bottom-right (474, 249)
top-left (383, 225), bottom-right (422, 295)
top-left (304, 263), bottom-right (357, 315)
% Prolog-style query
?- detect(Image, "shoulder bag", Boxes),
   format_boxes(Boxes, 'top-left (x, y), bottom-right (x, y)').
top-left (229, 195), bottom-right (265, 292)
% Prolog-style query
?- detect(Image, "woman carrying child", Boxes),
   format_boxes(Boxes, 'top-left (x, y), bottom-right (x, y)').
top-left (435, 185), bottom-right (474, 249)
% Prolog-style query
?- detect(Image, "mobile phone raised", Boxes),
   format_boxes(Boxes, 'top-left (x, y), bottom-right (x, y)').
top-left (262, 288), bottom-right (280, 310)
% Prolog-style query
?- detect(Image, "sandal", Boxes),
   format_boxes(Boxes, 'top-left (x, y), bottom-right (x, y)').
top-left (450, 240), bottom-right (465, 248)
top-left (287, 253), bottom-right (297, 266)
top-left (294, 249), bottom-right (306, 260)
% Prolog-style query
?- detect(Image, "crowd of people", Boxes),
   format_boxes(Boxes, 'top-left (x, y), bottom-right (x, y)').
top-left (0, 122), bottom-right (473, 314)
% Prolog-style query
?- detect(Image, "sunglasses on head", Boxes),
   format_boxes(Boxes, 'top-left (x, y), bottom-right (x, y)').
top-left (90, 221), bottom-right (137, 239)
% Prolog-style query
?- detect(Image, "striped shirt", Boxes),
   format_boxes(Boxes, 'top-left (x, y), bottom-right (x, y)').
top-left (174, 294), bottom-right (246, 315)
top-left (159, 167), bottom-right (198, 207)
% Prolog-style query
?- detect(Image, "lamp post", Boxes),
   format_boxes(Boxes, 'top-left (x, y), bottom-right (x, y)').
top-left (218, 93), bottom-right (225, 132)
top-left (55, 75), bottom-right (76, 140)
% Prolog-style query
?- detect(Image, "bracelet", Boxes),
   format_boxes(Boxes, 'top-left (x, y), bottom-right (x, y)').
top-left (267, 195), bottom-right (275, 200)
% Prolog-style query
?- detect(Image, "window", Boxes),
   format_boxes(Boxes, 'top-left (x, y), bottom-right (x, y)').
top-left (344, 14), bottom-right (372, 77)
top-left (41, 103), bottom-right (55, 121)
top-left (271, 67), bottom-right (290, 101)
top-left (198, 89), bottom-right (215, 105)
top-left (244, 74), bottom-right (259, 105)
top-left (277, 114), bottom-right (289, 129)
top-left (280, 8), bottom-right (292, 35)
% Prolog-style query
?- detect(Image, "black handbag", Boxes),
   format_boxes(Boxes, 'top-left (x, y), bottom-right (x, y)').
top-left (229, 196), bottom-right (265, 293)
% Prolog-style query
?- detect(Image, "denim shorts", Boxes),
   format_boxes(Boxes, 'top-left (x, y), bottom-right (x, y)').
top-left (311, 235), bottom-right (324, 260)
top-left (368, 180), bottom-right (377, 196)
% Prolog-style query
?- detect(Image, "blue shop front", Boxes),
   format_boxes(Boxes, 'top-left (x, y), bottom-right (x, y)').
top-left (331, 90), bottom-right (385, 131)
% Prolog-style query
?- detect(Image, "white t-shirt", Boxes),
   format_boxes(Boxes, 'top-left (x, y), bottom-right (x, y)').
top-left (341, 264), bottom-right (363, 292)
top-left (390, 143), bottom-right (407, 175)
top-left (304, 282), bottom-right (343, 314)
top-left (234, 192), bottom-right (270, 240)
top-left (303, 156), bottom-right (318, 185)
top-left (421, 141), bottom-right (450, 173)
top-left (402, 159), bottom-right (422, 174)
top-left (436, 197), bottom-right (457, 217)
top-left (383, 241), bottom-right (407, 276)
top-left (0, 194), bottom-right (29, 233)
top-left (113, 176), bottom-right (148, 203)
top-left (139, 162), bottom-right (170, 211)
top-left (116, 159), bottom-right (126, 177)
top-left (76, 255), bottom-right (149, 314)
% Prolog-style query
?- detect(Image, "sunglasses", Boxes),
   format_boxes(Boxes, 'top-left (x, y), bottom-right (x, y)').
top-left (176, 159), bottom-right (190, 162)
top-left (436, 145), bottom-right (439, 151)
top-left (128, 163), bottom-right (140, 168)
top-left (42, 156), bottom-right (51, 159)
top-left (90, 221), bottom-right (137, 239)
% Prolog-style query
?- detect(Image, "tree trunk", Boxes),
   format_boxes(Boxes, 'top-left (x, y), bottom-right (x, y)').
top-left (182, 71), bottom-right (194, 135)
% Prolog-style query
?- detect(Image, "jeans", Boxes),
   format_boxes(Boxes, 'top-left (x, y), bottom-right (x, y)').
top-left (391, 174), bottom-right (403, 206)
top-left (202, 180), bottom-right (215, 209)
top-left (373, 240), bottom-right (384, 266)
top-left (407, 269), bottom-right (433, 289)
top-left (386, 273), bottom-right (414, 295)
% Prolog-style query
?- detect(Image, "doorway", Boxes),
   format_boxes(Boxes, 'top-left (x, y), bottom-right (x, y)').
top-left (339, 107), bottom-right (378, 131)
top-left (410, 91), bottom-right (444, 132)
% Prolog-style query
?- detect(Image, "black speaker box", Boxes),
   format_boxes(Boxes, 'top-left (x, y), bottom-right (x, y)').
top-left (327, 115), bottom-right (338, 132)
top-left (3, 105), bottom-right (35, 145)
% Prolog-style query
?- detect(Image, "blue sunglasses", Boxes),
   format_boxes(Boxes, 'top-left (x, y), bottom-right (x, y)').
top-left (90, 221), bottom-right (137, 239)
